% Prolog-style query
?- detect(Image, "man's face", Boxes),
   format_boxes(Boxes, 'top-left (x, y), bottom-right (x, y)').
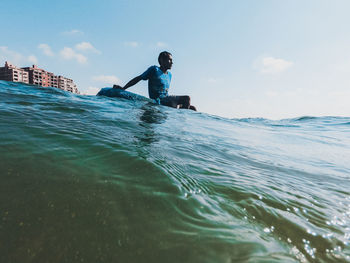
top-left (161, 54), bottom-right (173, 70)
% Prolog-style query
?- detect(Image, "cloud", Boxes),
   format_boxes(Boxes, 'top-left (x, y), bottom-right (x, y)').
top-left (27, 55), bottom-right (38, 64)
top-left (0, 46), bottom-right (24, 65)
top-left (254, 56), bottom-right (293, 74)
top-left (62, 29), bottom-right (84, 36)
top-left (124, 41), bottom-right (140, 48)
top-left (60, 47), bottom-right (87, 64)
top-left (38, 43), bottom-right (54, 56)
top-left (156, 42), bottom-right (167, 48)
top-left (207, 77), bottom-right (221, 83)
top-left (0, 46), bottom-right (38, 66)
top-left (75, 42), bottom-right (101, 54)
top-left (59, 42), bottom-right (100, 64)
top-left (92, 75), bottom-right (120, 84)
top-left (83, 86), bottom-right (101, 95)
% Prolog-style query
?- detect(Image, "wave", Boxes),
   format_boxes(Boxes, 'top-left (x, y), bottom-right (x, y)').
top-left (1, 80), bottom-right (350, 262)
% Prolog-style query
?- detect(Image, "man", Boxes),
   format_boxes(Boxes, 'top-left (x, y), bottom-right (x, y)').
top-left (113, 51), bottom-right (197, 111)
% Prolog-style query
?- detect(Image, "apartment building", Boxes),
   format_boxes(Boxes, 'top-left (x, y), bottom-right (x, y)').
top-left (21, 65), bottom-right (54, 88)
top-left (0, 62), bottom-right (79, 93)
top-left (50, 73), bottom-right (58, 89)
top-left (0, 61), bottom-right (29, 83)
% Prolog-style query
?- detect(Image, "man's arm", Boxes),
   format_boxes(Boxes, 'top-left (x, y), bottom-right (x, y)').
top-left (113, 75), bottom-right (142, 90)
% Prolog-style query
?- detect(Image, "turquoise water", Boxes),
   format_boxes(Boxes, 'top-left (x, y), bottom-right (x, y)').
top-left (1, 80), bottom-right (350, 263)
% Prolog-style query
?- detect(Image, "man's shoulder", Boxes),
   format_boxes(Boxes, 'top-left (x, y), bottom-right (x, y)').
top-left (148, 65), bottom-right (158, 70)
top-left (141, 65), bottom-right (157, 80)
top-left (151, 65), bottom-right (161, 72)
top-left (146, 65), bottom-right (159, 75)
top-left (150, 65), bottom-right (164, 76)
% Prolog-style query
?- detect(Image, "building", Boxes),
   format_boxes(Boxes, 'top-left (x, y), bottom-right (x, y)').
top-left (0, 62), bottom-right (79, 93)
top-left (49, 73), bottom-right (58, 89)
top-left (21, 64), bottom-right (51, 87)
top-left (0, 61), bottom-right (29, 84)
top-left (58, 76), bottom-right (78, 93)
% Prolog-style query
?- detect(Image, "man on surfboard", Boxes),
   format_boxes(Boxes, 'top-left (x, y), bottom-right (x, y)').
top-left (113, 51), bottom-right (197, 111)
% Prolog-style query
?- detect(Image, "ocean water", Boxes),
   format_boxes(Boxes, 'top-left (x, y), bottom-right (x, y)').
top-left (0, 80), bottom-right (350, 263)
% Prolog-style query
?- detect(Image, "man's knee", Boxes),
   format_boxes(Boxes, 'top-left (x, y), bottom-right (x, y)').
top-left (189, 105), bottom-right (197, 111)
top-left (183, 95), bottom-right (191, 104)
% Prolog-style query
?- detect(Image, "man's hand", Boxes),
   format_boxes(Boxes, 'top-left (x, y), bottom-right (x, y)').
top-left (113, 75), bottom-right (142, 91)
top-left (113, 84), bottom-right (123, 89)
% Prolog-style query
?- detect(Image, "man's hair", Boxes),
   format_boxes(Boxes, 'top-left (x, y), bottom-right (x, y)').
top-left (158, 51), bottom-right (172, 64)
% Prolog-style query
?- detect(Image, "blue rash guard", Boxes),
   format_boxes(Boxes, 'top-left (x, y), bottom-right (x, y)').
top-left (140, 65), bottom-right (171, 102)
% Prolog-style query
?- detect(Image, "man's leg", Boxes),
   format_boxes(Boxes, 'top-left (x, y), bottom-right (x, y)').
top-left (160, 96), bottom-right (185, 108)
top-left (178, 96), bottom-right (197, 111)
top-left (160, 96), bottom-right (196, 111)
top-left (178, 96), bottom-right (191, 109)
top-left (189, 105), bottom-right (197, 111)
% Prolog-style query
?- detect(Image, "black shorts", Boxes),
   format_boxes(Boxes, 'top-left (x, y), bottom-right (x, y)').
top-left (159, 95), bottom-right (189, 108)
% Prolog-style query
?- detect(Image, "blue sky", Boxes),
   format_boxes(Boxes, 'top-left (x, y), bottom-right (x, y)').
top-left (1, 0), bottom-right (350, 119)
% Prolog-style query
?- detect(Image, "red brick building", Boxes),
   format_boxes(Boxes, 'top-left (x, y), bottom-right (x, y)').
top-left (21, 65), bottom-right (55, 88)
top-left (0, 62), bottom-right (79, 94)
top-left (58, 76), bottom-right (78, 93)
top-left (0, 61), bottom-right (29, 83)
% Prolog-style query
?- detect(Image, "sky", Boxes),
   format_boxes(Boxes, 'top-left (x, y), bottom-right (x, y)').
top-left (1, 0), bottom-right (350, 119)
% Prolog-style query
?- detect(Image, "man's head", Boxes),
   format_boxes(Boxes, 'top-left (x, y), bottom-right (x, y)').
top-left (158, 51), bottom-right (173, 70)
